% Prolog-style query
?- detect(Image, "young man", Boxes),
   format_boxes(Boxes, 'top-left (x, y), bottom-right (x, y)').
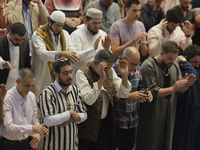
top-left (148, 8), bottom-right (192, 57)
top-left (31, 10), bottom-right (79, 99)
top-left (70, 8), bottom-right (110, 84)
top-left (110, 0), bottom-right (148, 59)
top-left (0, 68), bottom-right (48, 150)
top-left (0, 22), bottom-right (30, 90)
top-left (37, 59), bottom-right (87, 150)
top-left (136, 41), bottom-right (196, 150)
top-left (173, 44), bottom-right (200, 150)
top-left (76, 49), bottom-right (131, 150)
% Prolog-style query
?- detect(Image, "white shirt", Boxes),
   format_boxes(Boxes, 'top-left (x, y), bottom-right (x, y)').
top-left (43, 80), bottom-right (87, 127)
top-left (70, 24), bottom-right (107, 84)
top-left (148, 19), bottom-right (192, 57)
top-left (31, 29), bottom-right (75, 99)
top-left (0, 35), bottom-right (19, 90)
top-left (76, 68), bottom-right (131, 119)
top-left (0, 86), bottom-right (39, 140)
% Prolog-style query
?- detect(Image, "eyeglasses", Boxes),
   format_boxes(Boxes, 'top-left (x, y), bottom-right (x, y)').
top-left (125, 57), bottom-right (140, 67)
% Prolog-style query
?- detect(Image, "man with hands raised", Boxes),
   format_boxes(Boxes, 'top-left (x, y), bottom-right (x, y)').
top-left (107, 46), bottom-right (153, 150)
top-left (70, 8), bottom-right (110, 84)
top-left (148, 8), bottom-right (192, 57)
top-left (136, 41), bottom-right (196, 150)
top-left (76, 49), bottom-right (131, 150)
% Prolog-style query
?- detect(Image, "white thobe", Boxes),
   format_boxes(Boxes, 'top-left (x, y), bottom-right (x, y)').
top-left (70, 24), bottom-right (107, 84)
top-left (31, 29), bottom-right (75, 99)
top-left (148, 19), bottom-right (192, 57)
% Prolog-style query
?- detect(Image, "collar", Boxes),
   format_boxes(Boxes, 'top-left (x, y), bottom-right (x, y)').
top-left (13, 86), bottom-right (27, 102)
top-left (54, 80), bottom-right (72, 94)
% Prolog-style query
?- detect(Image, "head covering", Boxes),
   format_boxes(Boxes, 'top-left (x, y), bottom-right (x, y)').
top-left (50, 11), bottom-right (65, 23)
top-left (86, 8), bottom-right (102, 19)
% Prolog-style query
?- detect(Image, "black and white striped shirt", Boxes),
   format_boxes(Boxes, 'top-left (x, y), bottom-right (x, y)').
top-left (37, 81), bottom-right (87, 150)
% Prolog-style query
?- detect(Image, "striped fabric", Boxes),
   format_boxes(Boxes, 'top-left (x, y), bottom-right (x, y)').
top-left (37, 83), bottom-right (87, 150)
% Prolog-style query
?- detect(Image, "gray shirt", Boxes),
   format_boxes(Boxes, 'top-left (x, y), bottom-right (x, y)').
top-left (85, 0), bottom-right (121, 34)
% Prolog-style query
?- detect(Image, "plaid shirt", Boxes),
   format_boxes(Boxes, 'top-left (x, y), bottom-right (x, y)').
top-left (113, 63), bottom-right (144, 129)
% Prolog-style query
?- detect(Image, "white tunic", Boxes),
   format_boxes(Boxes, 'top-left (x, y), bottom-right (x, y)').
top-left (70, 24), bottom-right (107, 84)
top-left (31, 29), bottom-right (75, 100)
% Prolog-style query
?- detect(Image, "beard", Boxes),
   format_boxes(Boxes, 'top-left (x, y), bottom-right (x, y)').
top-left (161, 60), bottom-right (173, 68)
top-left (58, 77), bottom-right (72, 87)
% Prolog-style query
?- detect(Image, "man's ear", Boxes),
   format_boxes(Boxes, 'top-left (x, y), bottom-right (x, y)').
top-left (93, 60), bottom-right (98, 66)
top-left (54, 72), bottom-right (58, 78)
top-left (16, 79), bottom-right (20, 84)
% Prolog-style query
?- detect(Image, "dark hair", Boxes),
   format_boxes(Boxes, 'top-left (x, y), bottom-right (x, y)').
top-left (125, 0), bottom-right (140, 9)
top-left (161, 41), bottom-right (180, 54)
top-left (85, 16), bottom-right (92, 21)
top-left (54, 59), bottom-right (71, 74)
top-left (166, 8), bottom-right (182, 23)
top-left (49, 18), bottom-right (57, 25)
top-left (10, 22), bottom-right (26, 36)
top-left (183, 44), bottom-right (200, 60)
top-left (94, 49), bottom-right (114, 64)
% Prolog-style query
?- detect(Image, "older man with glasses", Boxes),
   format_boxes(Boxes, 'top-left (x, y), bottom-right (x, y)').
top-left (107, 46), bottom-right (153, 150)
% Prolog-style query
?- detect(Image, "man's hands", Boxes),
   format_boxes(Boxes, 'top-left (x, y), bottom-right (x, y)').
top-left (30, 133), bottom-right (42, 148)
top-left (172, 73), bottom-right (196, 93)
top-left (32, 123), bottom-right (49, 137)
top-left (182, 21), bottom-right (192, 37)
top-left (117, 59), bottom-right (129, 77)
top-left (57, 110), bottom-right (81, 128)
top-left (59, 51), bottom-right (79, 64)
top-left (94, 35), bottom-right (111, 50)
top-left (65, 17), bottom-right (81, 28)
top-left (128, 88), bottom-right (153, 103)
top-left (132, 32), bottom-right (148, 43)
top-left (161, 19), bottom-right (168, 37)
top-left (0, 84), bottom-right (7, 101)
top-left (2, 61), bottom-right (11, 70)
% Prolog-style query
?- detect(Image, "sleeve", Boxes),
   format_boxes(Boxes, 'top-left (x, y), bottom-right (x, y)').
top-left (38, 89), bottom-right (57, 118)
top-left (31, 94), bottom-right (39, 125)
top-left (140, 60), bottom-right (160, 98)
top-left (3, 96), bottom-right (33, 136)
top-left (178, 28), bottom-right (192, 51)
top-left (110, 22), bottom-right (120, 40)
top-left (70, 31), bottom-right (96, 61)
top-left (112, 68), bottom-right (131, 98)
top-left (38, 3), bottom-right (50, 25)
top-left (148, 23), bottom-right (165, 57)
top-left (72, 86), bottom-right (87, 123)
top-left (43, 111), bottom-right (71, 127)
top-left (44, 0), bottom-right (54, 15)
top-left (0, 56), bottom-right (5, 69)
top-left (0, 7), bottom-right (8, 28)
top-left (75, 70), bottom-right (102, 105)
top-left (31, 32), bottom-right (56, 62)
top-left (5, 1), bottom-right (24, 24)
top-left (64, 31), bottom-right (76, 52)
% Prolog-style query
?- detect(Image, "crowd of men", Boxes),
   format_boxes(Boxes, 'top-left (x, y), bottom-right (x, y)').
top-left (0, 0), bottom-right (199, 150)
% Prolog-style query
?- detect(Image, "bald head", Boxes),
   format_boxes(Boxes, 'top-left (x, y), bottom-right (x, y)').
top-left (123, 46), bottom-right (140, 59)
top-left (122, 47), bottom-right (140, 73)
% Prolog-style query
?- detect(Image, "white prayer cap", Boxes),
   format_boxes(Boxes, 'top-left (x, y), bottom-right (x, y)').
top-left (50, 11), bottom-right (65, 23)
top-left (86, 8), bottom-right (102, 19)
